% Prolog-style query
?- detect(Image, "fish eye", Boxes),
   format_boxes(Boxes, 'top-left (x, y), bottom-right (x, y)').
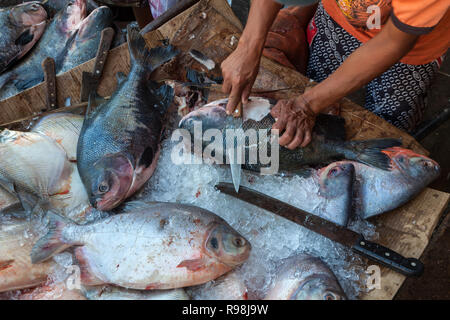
top-left (323, 292), bottom-right (337, 300)
top-left (210, 237), bottom-right (219, 249)
top-left (98, 182), bottom-right (109, 194)
top-left (233, 237), bottom-right (246, 248)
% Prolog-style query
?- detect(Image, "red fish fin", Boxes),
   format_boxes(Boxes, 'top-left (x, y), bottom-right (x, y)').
top-left (74, 248), bottom-right (105, 286)
top-left (176, 258), bottom-right (206, 272)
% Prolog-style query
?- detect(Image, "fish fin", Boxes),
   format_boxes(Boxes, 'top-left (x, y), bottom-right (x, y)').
top-left (115, 72), bottom-right (127, 85)
top-left (0, 72), bottom-right (13, 91)
top-left (177, 258), bottom-right (206, 272)
top-left (15, 29), bottom-right (34, 46)
top-left (345, 138), bottom-right (402, 170)
top-left (126, 24), bottom-right (179, 73)
top-left (74, 247), bottom-right (105, 286)
top-left (151, 82), bottom-right (174, 114)
top-left (314, 114), bottom-right (347, 141)
top-left (31, 212), bottom-right (75, 264)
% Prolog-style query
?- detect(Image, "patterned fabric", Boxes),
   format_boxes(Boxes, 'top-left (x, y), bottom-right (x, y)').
top-left (306, 3), bottom-right (441, 132)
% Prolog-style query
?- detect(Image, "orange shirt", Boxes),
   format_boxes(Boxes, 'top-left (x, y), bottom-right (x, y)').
top-left (322, 0), bottom-right (450, 65)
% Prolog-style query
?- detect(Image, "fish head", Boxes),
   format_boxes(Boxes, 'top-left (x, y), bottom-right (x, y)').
top-left (9, 2), bottom-right (47, 27)
top-left (55, 0), bottom-right (86, 35)
top-left (205, 223), bottom-right (251, 268)
top-left (289, 275), bottom-right (346, 300)
top-left (179, 101), bottom-right (229, 133)
top-left (76, 6), bottom-right (113, 40)
top-left (85, 154), bottom-right (134, 211)
top-left (266, 255), bottom-right (346, 300)
top-left (318, 162), bottom-right (355, 198)
top-left (383, 147), bottom-right (440, 182)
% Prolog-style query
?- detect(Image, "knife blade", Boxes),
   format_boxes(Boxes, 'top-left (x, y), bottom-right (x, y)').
top-left (215, 182), bottom-right (424, 277)
top-left (228, 101), bottom-right (244, 193)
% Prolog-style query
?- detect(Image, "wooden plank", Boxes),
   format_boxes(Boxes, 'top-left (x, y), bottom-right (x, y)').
top-left (360, 189), bottom-right (450, 300)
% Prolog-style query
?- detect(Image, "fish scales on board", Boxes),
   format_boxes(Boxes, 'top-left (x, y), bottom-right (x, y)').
top-left (77, 25), bottom-right (179, 211)
top-left (31, 201), bottom-right (251, 290)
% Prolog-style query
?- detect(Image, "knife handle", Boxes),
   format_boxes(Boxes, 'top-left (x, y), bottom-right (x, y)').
top-left (352, 236), bottom-right (424, 277)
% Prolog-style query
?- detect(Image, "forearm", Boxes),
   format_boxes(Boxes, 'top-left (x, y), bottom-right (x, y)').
top-left (240, 0), bottom-right (283, 51)
top-left (304, 19), bottom-right (418, 114)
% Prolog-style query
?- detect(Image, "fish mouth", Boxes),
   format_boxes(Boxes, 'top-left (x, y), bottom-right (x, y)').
top-left (17, 20), bottom-right (46, 60)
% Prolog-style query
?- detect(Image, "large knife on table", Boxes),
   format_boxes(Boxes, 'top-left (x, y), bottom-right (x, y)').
top-left (215, 182), bottom-right (424, 277)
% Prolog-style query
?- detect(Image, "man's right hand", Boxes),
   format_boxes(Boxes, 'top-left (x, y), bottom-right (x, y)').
top-left (221, 39), bottom-right (262, 115)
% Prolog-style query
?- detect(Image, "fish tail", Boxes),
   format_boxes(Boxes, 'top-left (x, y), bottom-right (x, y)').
top-left (343, 138), bottom-right (402, 170)
top-left (126, 24), bottom-right (179, 73)
top-left (31, 212), bottom-right (75, 264)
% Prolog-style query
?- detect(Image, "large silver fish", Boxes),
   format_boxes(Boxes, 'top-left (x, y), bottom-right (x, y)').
top-left (77, 25), bottom-right (178, 211)
top-left (31, 112), bottom-right (84, 162)
top-left (179, 97), bottom-right (401, 173)
top-left (337, 147), bottom-right (440, 219)
top-left (0, 129), bottom-right (90, 220)
top-left (31, 201), bottom-right (251, 289)
top-left (0, 218), bottom-right (55, 292)
top-left (0, 1), bottom-right (47, 73)
top-left (264, 254), bottom-right (346, 300)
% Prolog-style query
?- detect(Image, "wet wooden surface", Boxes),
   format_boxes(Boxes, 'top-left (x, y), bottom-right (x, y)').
top-left (0, 0), bottom-right (448, 300)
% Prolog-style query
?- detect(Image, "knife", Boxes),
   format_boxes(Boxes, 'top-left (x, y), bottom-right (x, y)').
top-left (228, 101), bottom-right (244, 193)
top-left (215, 182), bottom-right (424, 277)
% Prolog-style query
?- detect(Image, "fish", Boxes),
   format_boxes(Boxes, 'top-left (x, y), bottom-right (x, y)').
top-left (336, 147), bottom-right (441, 219)
top-left (0, 2), bottom-right (47, 74)
top-left (190, 270), bottom-right (248, 300)
top-left (0, 0), bottom-right (87, 96)
top-left (0, 217), bottom-right (55, 292)
top-left (31, 112), bottom-right (84, 162)
top-left (31, 201), bottom-right (251, 290)
top-left (0, 129), bottom-right (90, 221)
top-left (83, 286), bottom-right (190, 300)
top-left (77, 25), bottom-right (178, 211)
top-left (58, 5), bottom-right (113, 74)
top-left (0, 185), bottom-right (20, 213)
top-left (178, 97), bottom-right (402, 173)
top-left (13, 282), bottom-right (87, 300)
top-left (264, 254), bottom-right (346, 300)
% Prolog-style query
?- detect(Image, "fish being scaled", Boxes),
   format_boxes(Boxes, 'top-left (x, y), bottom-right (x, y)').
top-left (0, 129), bottom-right (90, 220)
top-left (0, 2), bottom-right (47, 74)
top-left (58, 5), bottom-right (113, 74)
top-left (31, 201), bottom-right (251, 290)
top-left (0, 218), bottom-right (55, 292)
top-left (336, 147), bottom-right (441, 219)
top-left (264, 254), bottom-right (346, 300)
top-left (31, 113), bottom-right (84, 162)
top-left (0, 0), bottom-right (86, 96)
top-left (77, 25), bottom-right (178, 211)
top-left (179, 97), bottom-right (401, 173)
top-left (83, 286), bottom-right (190, 300)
